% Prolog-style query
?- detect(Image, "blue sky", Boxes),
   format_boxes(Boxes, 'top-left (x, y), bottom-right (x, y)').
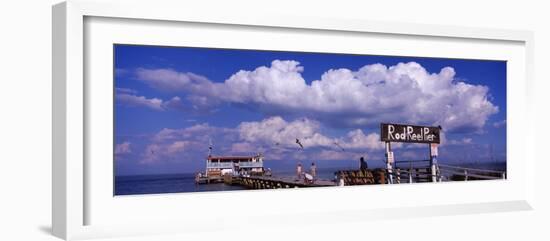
top-left (114, 44), bottom-right (506, 176)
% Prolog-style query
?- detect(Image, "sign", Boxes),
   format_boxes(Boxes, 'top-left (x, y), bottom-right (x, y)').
top-left (380, 123), bottom-right (441, 144)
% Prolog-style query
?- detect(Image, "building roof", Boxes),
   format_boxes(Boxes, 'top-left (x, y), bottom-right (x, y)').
top-left (207, 156), bottom-right (257, 161)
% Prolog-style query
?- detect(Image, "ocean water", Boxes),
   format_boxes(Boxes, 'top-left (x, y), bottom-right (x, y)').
top-left (115, 167), bottom-right (343, 196)
top-left (115, 173), bottom-right (246, 195)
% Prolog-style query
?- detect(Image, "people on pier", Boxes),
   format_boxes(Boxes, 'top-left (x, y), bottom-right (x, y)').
top-left (195, 172), bottom-right (201, 185)
top-left (296, 162), bottom-right (303, 181)
top-left (310, 162), bottom-right (317, 181)
top-left (360, 156), bottom-right (368, 170)
top-left (337, 173), bottom-right (345, 186)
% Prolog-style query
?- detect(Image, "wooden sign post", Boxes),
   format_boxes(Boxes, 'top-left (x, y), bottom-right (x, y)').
top-left (380, 123), bottom-right (442, 183)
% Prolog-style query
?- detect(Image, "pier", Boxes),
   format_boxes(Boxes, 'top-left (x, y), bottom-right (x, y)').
top-left (195, 123), bottom-right (506, 190)
top-left (197, 163), bottom-right (506, 190)
top-left (334, 169), bottom-right (387, 185)
top-left (227, 175), bottom-right (336, 189)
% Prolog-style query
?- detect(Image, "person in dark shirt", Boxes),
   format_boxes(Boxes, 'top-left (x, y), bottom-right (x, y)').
top-left (360, 156), bottom-right (368, 170)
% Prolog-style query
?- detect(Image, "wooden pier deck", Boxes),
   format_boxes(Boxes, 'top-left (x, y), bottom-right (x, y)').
top-left (236, 175), bottom-right (337, 189)
top-left (335, 169), bottom-right (387, 185)
top-left (198, 164), bottom-right (506, 189)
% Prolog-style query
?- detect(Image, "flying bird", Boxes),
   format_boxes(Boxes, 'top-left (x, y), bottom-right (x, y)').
top-left (334, 142), bottom-right (345, 152)
top-left (295, 138), bottom-right (304, 150)
top-left (208, 138), bottom-right (213, 156)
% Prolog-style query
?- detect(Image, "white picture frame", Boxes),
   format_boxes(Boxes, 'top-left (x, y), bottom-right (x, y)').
top-left (52, 0), bottom-right (535, 240)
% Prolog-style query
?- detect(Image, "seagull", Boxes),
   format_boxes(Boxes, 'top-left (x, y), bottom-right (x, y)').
top-left (295, 138), bottom-right (304, 150)
top-left (208, 138), bottom-right (213, 156)
top-left (334, 142), bottom-right (345, 152)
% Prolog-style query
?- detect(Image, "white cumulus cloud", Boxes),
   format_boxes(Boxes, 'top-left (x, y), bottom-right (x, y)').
top-left (493, 119), bottom-right (506, 128)
top-left (115, 141), bottom-right (131, 155)
top-left (134, 60), bottom-right (498, 133)
top-left (116, 93), bottom-right (165, 111)
top-left (238, 116), bottom-right (334, 150)
top-left (137, 116), bottom-right (393, 164)
top-left (115, 88), bottom-right (188, 112)
top-left (237, 116), bottom-right (385, 151)
top-left (141, 141), bottom-right (192, 164)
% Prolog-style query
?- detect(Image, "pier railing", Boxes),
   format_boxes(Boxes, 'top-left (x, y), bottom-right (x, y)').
top-left (392, 160), bottom-right (432, 183)
top-left (389, 163), bottom-right (506, 183)
top-left (392, 167), bottom-right (432, 183)
top-left (437, 164), bottom-right (506, 181)
top-left (206, 161), bottom-right (263, 169)
top-left (206, 162), bottom-right (234, 168)
top-left (200, 162), bottom-right (506, 187)
top-left (238, 161), bottom-right (264, 168)
top-left (333, 162), bottom-right (506, 185)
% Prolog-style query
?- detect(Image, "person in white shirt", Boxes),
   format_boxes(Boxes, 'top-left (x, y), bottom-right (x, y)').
top-left (310, 162), bottom-right (317, 181)
top-left (296, 162), bottom-right (302, 181)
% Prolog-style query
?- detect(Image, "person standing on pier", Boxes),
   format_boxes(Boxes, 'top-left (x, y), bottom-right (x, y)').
top-left (195, 172), bottom-right (201, 185)
top-left (296, 162), bottom-right (303, 181)
top-left (360, 156), bottom-right (368, 170)
top-left (310, 162), bottom-right (317, 181)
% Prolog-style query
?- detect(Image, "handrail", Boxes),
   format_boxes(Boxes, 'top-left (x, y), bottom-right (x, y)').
top-left (389, 169), bottom-right (435, 178)
top-left (391, 169), bottom-right (430, 175)
top-left (394, 159), bottom-right (431, 164)
top-left (391, 165), bottom-right (505, 182)
top-left (439, 169), bottom-right (503, 179)
top-left (438, 164), bottom-right (505, 174)
top-left (336, 165), bottom-right (505, 184)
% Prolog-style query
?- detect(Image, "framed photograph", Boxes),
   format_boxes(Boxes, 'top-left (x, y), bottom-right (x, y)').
top-left (53, 0), bottom-right (535, 240)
